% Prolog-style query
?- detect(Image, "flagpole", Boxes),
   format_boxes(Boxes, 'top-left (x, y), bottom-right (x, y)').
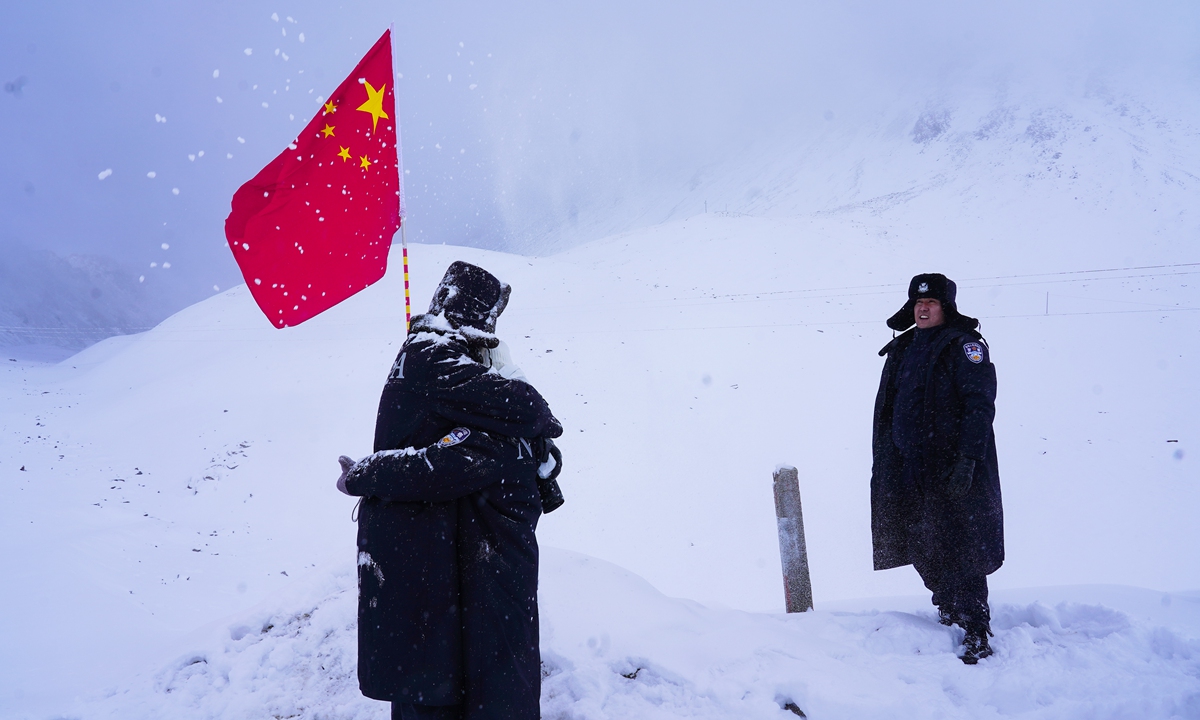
top-left (401, 221), bottom-right (411, 332)
top-left (389, 23), bottom-right (412, 334)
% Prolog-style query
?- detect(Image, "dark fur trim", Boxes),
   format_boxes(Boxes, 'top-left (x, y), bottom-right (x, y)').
top-left (427, 261), bottom-right (510, 336)
top-left (887, 304), bottom-right (980, 332)
top-left (887, 300), bottom-right (918, 331)
top-left (886, 273), bottom-right (978, 331)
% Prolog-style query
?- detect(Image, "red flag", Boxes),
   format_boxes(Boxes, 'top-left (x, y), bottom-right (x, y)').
top-left (225, 30), bottom-right (402, 328)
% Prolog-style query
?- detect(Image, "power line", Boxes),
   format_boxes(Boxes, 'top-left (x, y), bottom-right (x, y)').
top-left (3, 262), bottom-right (1196, 341)
top-left (965, 261), bottom-right (1200, 282)
top-left (536, 305), bottom-right (1200, 336)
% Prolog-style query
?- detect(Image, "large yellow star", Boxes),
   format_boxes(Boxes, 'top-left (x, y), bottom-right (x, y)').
top-left (356, 81), bottom-right (389, 132)
top-left (321, 124), bottom-right (336, 138)
top-left (359, 155), bottom-right (372, 170)
top-left (337, 146), bottom-right (351, 162)
top-left (324, 100), bottom-right (337, 115)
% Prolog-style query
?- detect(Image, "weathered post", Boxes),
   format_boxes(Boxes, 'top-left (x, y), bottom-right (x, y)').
top-left (773, 464), bottom-right (813, 612)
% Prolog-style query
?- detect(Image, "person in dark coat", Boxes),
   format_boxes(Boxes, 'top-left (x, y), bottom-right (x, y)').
top-left (339, 261), bottom-right (563, 720)
top-left (342, 426), bottom-right (552, 720)
top-left (871, 273), bottom-right (1004, 664)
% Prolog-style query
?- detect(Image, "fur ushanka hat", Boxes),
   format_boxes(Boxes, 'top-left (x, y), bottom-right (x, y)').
top-left (427, 261), bottom-right (511, 335)
top-left (886, 273), bottom-right (979, 331)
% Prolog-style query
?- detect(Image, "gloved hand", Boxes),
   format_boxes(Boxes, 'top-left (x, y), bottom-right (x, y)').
top-left (536, 440), bottom-right (564, 513)
top-left (336, 455), bottom-right (357, 495)
top-left (943, 457), bottom-right (976, 498)
top-left (483, 340), bottom-right (527, 381)
top-left (538, 440), bottom-right (562, 481)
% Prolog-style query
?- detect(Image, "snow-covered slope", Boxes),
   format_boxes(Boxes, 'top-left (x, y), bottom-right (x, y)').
top-left (74, 551), bottom-right (1200, 720)
top-left (2, 218), bottom-right (1198, 717)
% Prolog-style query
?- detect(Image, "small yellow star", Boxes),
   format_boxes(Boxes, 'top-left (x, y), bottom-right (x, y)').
top-left (337, 146), bottom-right (351, 162)
top-left (321, 124), bottom-right (335, 138)
top-left (359, 155), bottom-right (372, 170)
top-left (356, 80), bottom-right (389, 132)
top-left (324, 100), bottom-right (337, 115)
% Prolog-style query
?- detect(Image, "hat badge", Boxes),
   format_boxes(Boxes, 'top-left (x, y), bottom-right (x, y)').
top-left (918, 282), bottom-right (929, 293)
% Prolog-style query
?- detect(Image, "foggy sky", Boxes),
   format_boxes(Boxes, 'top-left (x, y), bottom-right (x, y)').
top-left (1, 0), bottom-right (1196, 336)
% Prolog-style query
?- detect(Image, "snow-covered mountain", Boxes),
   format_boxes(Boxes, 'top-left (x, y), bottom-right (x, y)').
top-left (622, 83), bottom-right (1200, 267)
top-left (0, 242), bottom-right (165, 360)
top-left (2, 210), bottom-right (1197, 717)
top-left (5, 0), bottom-right (1198, 355)
top-left (5, 74), bottom-right (1196, 359)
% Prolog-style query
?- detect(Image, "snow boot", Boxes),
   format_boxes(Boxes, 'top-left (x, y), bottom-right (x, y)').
top-left (959, 626), bottom-right (993, 665)
top-left (937, 607), bottom-right (954, 627)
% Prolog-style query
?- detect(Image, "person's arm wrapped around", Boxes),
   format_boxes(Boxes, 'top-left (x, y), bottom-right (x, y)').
top-left (433, 356), bottom-right (563, 440)
top-left (344, 428), bottom-right (513, 503)
top-left (374, 331), bottom-right (562, 453)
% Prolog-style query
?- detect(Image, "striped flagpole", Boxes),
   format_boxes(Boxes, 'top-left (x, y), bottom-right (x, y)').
top-left (401, 221), bottom-right (411, 332)
top-left (389, 24), bottom-right (411, 333)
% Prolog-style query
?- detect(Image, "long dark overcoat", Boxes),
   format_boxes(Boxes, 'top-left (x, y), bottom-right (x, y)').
top-left (871, 325), bottom-right (1004, 575)
top-left (346, 428), bottom-right (545, 719)
top-left (351, 313), bottom-right (560, 714)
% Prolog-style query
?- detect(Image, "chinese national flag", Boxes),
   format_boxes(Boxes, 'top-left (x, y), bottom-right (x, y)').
top-left (225, 30), bottom-right (402, 328)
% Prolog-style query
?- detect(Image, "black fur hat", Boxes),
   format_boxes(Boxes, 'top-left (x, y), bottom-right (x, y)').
top-left (886, 273), bottom-right (979, 331)
top-left (427, 261), bottom-right (511, 335)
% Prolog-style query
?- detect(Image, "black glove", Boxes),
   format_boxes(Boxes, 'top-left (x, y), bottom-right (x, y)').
top-left (538, 441), bottom-right (562, 481)
top-left (943, 457), bottom-right (976, 498)
top-left (336, 455), bottom-right (357, 495)
top-left (536, 440), bottom-right (564, 513)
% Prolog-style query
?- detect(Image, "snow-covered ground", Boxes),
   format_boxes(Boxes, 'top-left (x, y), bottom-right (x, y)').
top-left (2, 202), bottom-right (1198, 717)
top-left (66, 551), bottom-right (1200, 719)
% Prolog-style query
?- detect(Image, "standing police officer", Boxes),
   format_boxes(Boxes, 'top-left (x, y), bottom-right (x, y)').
top-left (871, 273), bottom-right (1004, 664)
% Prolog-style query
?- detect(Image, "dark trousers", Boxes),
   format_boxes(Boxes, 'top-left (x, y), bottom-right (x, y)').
top-left (895, 455), bottom-right (992, 633)
top-left (914, 561), bottom-right (990, 632)
top-left (392, 703), bottom-right (462, 720)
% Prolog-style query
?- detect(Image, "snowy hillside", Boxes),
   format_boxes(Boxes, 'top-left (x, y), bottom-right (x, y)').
top-left (2, 215), bottom-right (1198, 717)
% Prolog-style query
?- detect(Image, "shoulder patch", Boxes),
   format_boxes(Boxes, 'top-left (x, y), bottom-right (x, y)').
top-left (963, 342), bottom-right (985, 364)
top-left (436, 427), bottom-right (471, 448)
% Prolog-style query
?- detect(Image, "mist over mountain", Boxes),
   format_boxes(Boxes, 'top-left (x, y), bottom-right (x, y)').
top-left (0, 241), bottom-right (163, 359)
top-left (1, 0), bottom-right (1197, 352)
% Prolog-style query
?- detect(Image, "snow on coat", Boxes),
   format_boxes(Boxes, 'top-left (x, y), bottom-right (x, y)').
top-left (350, 312), bottom-right (561, 716)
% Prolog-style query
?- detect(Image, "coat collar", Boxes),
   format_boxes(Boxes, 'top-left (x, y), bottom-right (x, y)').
top-left (879, 328), bottom-right (914, 357)
top-left (880, 324), bottom-right (982, 357)
top-left (408, 313), bottom-right (501, 349)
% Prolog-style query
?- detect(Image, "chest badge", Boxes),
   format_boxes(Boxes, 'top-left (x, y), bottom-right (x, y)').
top-left (963, 342), bottom-right (984, 364)
top-left (436, 427), bottom-right (471, 448)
